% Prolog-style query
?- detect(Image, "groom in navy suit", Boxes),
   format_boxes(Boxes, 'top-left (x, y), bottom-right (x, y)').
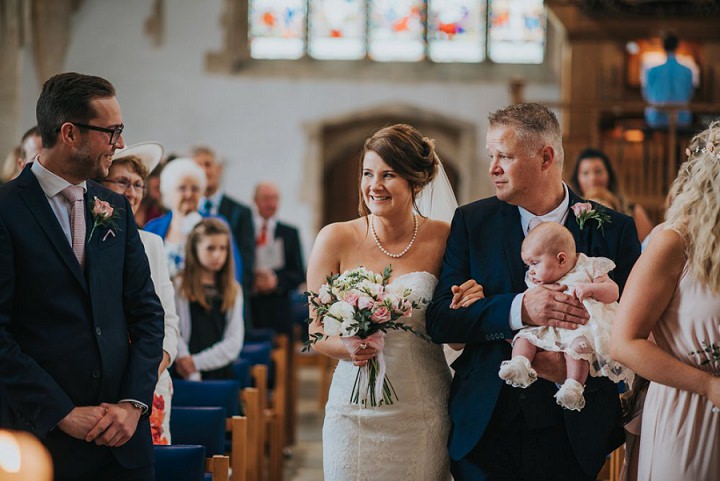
top-left (427, 103), bottom-right (640, 480)
top-left (0, 73), bottom-right (164, 480)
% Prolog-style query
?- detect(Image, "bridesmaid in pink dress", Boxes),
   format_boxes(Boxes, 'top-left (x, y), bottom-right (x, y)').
top-left (611, 121), bottom-right (720, 481)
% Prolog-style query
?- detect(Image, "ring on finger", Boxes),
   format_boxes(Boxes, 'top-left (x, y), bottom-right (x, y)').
top-left (359, 343), bottom-right (367, 350)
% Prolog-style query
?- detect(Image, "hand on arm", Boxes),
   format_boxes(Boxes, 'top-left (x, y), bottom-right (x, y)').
top-left (446, 279), bottom-right (486, 350)
top-left (450, 280), bottom-right (485, 309)
top-left (521, 284), bottom-right (588, 330)
top-left (574, 274), bottom-right (619, 303)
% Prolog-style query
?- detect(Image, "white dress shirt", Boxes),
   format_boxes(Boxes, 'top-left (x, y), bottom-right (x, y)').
top-left (509, 183), bottom-right (570, 330)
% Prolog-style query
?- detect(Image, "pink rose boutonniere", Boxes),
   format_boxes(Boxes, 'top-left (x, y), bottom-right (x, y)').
top-left (89, 196), bottom-right (121, 241)
top-left (572, 202), bottom-right (612, 234)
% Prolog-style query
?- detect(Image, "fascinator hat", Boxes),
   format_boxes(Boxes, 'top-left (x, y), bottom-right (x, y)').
top-left (111, 141), bottom-right (164, 173)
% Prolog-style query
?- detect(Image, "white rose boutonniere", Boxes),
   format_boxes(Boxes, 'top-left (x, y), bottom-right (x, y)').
top-left (572, 202), bottom-right (612, 234)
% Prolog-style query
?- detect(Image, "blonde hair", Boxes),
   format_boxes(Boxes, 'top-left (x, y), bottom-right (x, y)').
top-left (584, 187), bottom-right (622, 211)
top-left (180, 218), bottom-right (239, 311)
top-left (666, 120), bottom-right (720, 293)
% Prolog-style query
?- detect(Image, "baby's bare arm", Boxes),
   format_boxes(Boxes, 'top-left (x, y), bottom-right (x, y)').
top-left (574, 274), bottom-right (619, 303)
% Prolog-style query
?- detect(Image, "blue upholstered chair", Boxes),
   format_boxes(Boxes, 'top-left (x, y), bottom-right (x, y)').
top-left (173, 380), bottom-right (242, 416)
top-left (170, 407), bottom-right (227, 457)
top-left (154, 444), bottom-right (205, 481)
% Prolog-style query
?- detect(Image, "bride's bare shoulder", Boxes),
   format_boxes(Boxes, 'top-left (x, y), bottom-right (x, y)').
top-left (314, 218), bottom-right (368, 249)
top-left (421, 217), bottom-right (451, 241)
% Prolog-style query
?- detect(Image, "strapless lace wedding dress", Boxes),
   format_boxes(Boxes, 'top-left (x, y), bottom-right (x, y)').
top-left (323, 272), bottom-right (452, 481)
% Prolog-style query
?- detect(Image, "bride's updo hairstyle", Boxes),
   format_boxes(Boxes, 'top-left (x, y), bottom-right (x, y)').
top-left (358, 123), bottom-right (439, 217)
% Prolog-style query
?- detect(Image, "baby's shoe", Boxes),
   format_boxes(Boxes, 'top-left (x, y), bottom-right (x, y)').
top-left (554, 379), bottom-right (586, 411)
top-left (498, 356), bottom-right (537, 388)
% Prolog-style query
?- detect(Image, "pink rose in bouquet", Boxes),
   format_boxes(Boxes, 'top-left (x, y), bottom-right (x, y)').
top-left (306, 265), bottom-right (429, 407)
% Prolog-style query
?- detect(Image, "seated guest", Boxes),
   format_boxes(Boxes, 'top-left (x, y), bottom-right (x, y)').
top-left (144, 158), bottom-right (243, 283)
top-left (174, 219), bottom-right (245, 381)
top-left (104, 142), bottom-right (181, 445)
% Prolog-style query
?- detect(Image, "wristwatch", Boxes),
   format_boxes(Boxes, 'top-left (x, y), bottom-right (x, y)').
top-left (122, 400), bottom-right (148, 416)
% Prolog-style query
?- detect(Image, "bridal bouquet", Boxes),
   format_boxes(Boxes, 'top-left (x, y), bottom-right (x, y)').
top-left (306, 266), bottom-right (429, 407)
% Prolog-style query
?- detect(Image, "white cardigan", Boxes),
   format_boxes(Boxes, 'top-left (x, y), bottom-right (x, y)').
top-left (175, 288), bottom-right (245, 373)
top-left (140, 230), bottom-right (180, 363)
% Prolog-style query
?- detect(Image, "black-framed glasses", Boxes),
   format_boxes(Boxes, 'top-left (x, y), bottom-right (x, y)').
top-left (104, 178), bottom-right (145, 192)
top-left (57, 122), bottom-right (124, 145)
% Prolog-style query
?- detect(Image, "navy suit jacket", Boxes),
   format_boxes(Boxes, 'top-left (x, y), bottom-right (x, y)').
top-left (218, 194), bottom-right (255, 289)
top-left (218, 195), bottom-right (255, 328)
top-left (0, 166), bottom-right (164, 476)
top-left (250, 221), bottom-right (304, 335)
top-left (426, 189), bottom-right (640, 477)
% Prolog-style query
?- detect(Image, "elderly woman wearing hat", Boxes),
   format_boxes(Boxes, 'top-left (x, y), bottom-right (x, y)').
top-left (104, 142), bottom-right (180, 445)
top-left (143, 158), bottom-right (243, 283)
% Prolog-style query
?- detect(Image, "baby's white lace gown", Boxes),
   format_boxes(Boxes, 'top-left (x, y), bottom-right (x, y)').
top-left (515, 253), bottom-right (633, 384)
top-left (323, 272), bottom-right (452, 481)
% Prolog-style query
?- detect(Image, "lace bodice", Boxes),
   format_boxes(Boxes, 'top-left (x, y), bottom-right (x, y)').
top-left (323, 271), bottom-right (452, 481)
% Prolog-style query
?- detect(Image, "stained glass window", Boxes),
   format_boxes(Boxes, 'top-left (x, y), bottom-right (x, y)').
top-left (249, 0), bottom-right (306, 59)
top-left (368, 0), bottom-right (425, 62)
top-left (428, 0), bottom-right (485, 63)
top-left (309, 0), bottom-right (365, 60)
top-left (488, 0), bottom-right (545, 64)
top-left (246, 0), bottom-right (546, 65)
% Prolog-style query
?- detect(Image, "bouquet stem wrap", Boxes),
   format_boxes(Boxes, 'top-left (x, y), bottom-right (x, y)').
top-left (342, 332), bottom-right (396, 407)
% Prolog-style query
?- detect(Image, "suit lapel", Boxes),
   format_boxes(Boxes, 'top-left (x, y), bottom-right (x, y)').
top-left (17, 169), bottom-right (88, 290)
top-left (218, 195), bottom-right (233, 221)
top-left (565, 190), bottom-right (590, 255)
top-left (500, 203), bottom-right (527, 292)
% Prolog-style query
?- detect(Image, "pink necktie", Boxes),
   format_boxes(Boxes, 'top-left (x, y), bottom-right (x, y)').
top-left (61, 185), bottom-right (86, 267)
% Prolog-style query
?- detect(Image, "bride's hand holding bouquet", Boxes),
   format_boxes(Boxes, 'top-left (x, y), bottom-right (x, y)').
top-left (306, 265), bottom-right (429, 407)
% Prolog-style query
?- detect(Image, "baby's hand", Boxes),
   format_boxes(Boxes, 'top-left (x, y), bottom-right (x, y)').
top-left (574, 285), bottom-right (590, 302)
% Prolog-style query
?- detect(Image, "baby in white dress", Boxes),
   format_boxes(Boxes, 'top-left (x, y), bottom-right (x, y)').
top-left (499, 222), bottom-right (633, 411)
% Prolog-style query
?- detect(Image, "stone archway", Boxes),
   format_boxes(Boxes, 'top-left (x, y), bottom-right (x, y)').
top-left (302, 104), bottom-right (479, 232)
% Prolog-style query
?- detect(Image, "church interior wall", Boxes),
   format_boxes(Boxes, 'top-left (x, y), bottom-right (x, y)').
top-left (16, 0), bottom-right (560, 259)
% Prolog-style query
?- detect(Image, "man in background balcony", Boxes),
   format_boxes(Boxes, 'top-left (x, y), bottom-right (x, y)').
top-left (642, 33), bottom-right (695, 130)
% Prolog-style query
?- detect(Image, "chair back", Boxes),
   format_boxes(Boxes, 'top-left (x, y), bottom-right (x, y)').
top-left (173, 380), bottom-right (241, 416)
top-left (232, 358), bottom-right (252, 388)
top-left (170, 407), bottom-right (227, 456)
top-left (154, 444), bottom-right (206, 481)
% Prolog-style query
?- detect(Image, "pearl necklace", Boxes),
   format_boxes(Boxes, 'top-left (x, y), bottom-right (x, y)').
top-left (370, 214), bottom-right (418, 258)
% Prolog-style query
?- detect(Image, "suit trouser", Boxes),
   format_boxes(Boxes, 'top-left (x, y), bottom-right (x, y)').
top-left (451, 410), bottom-right (595, 481)
top-left (54, 446), bottom-right (153, 481)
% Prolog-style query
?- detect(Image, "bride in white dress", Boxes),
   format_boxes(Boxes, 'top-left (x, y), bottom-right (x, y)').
top-left (307, 124), bottom-right (479, 480)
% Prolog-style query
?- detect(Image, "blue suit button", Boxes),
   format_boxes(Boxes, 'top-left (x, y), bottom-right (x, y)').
top-left (92, 370), bottom-right (100, 379)
top-left (519, 393), bottom-right (527, 400)
top-left (95, 327), bottom-right (102, 336)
